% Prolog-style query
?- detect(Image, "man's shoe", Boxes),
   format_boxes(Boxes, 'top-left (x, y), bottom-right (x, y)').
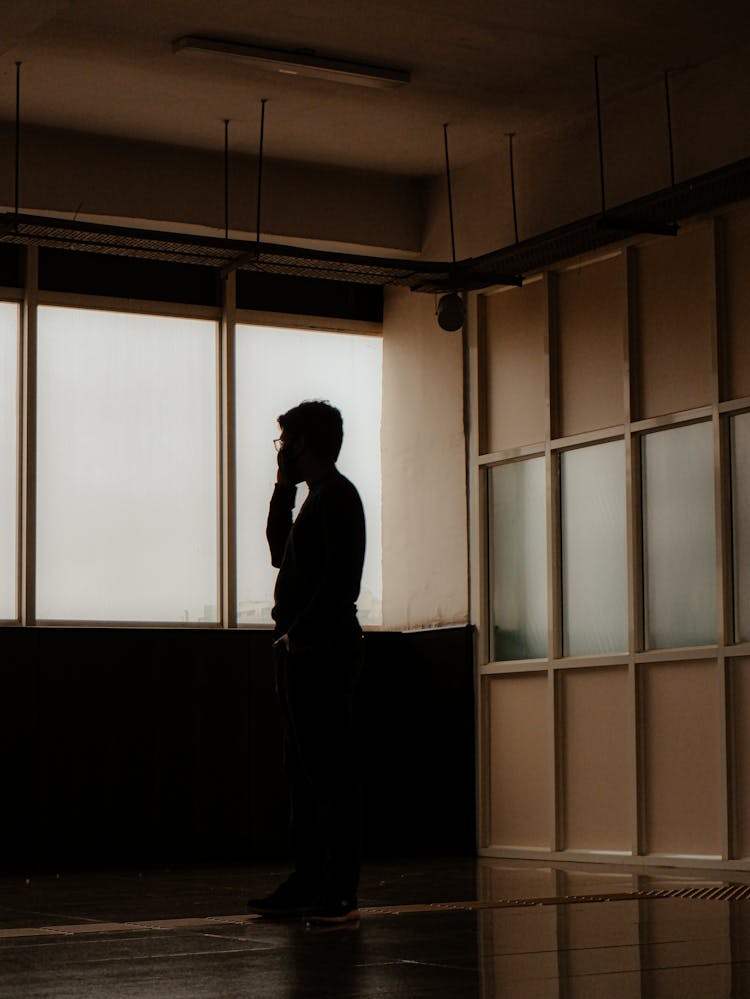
top-left (248, 877), bottom-right (318, 918)
top-left (304, 897), bottom-right (360, 924)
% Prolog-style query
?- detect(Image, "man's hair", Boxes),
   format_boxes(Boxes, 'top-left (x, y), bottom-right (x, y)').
top-left (278, 400), bottom-right (344, 463)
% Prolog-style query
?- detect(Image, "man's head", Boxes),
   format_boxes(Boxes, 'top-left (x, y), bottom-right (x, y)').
top-left (277, 401), bottom-right (343, 483)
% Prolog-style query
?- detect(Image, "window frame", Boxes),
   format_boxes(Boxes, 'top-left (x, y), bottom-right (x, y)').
top-left (0, 292), bottom-right (23, 625)
top-left (3, 251), bottom-right (383, 629)
top-left (32, 294), bottom-right (223, 628)
top-left (232, 311), bottom-right (383, 630)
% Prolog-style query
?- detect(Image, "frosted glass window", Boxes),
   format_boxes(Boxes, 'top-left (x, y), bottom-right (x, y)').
top-left (489, 458), bottom-right (547, 660)
top-left (732, 412), bottom-right (750, 642)
top-left (235, 325), bottom-right (382, 626)
top-left (643, 422), bottom-right (716, 649)
top-left (0, 302), bottom-right (19, 620)
top-left (561, 441), bottom-right (627, 656)
top-left (36, 307), bottom-right (218, 622)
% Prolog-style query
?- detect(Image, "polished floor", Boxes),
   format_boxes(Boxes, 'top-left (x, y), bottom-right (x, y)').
top-left (3, 857), bottom-right (750, 997)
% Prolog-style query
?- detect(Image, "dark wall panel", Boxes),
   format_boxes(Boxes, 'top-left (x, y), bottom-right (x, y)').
top-left (237, 271), bottom-right (383, 322)
top-left (0, 625), bottom-right (474, 873)
top-left (359, 628), bottom-right (476, 857)
top-left (34, 248), bottom-right (383, 322)
top-left (0, 244), bottom-right (23, 287)
top-left (38, 249), bottom-right (220, 306)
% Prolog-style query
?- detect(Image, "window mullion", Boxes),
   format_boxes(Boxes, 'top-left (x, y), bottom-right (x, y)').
top-left (20, 246), bottom-right (38, 626)
top-left (220, 272), bottom-right (237, 628)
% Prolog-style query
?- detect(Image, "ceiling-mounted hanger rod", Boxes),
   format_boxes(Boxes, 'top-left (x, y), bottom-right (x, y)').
top-left (256, 98), bottom-right (267, 256)
top-left (590, 55), bottom-right (678, 239)
top-left (14, 62), bottom-right (21, 222)
top-left (224, 119), bottom-right (230, 240)
top-left (443, 123), bottom-right (457, 265)
top-left (593, 55), bottom-right (607, 216)
top-left (664, 70), bottom-right (676, 188)
top-left (506, 132), bottom-right (519, 244)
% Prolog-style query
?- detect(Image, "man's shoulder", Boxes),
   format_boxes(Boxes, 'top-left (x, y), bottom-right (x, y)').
top-left (319, 469), bottom-right (364, 509)
top-left (332, 467), bottom-right (359, 491)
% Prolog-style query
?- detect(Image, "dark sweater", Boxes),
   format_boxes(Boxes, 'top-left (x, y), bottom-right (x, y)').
top-left (266, 468), bottom-right (365, 649)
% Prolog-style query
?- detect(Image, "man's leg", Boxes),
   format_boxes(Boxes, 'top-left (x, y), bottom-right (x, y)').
top-left (288, 640), bottom-right (363, 920)
top-left (248, 646), bottom-right (322, 916)
top-left (279, 654), bottom-right (327, 897)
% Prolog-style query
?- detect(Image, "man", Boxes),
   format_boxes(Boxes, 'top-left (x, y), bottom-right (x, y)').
top-left (248, 400), bottom-right (366, 924)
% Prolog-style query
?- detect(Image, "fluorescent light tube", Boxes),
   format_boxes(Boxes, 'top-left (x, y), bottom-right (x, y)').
top-left (173, 36), bottom-right (410, 89)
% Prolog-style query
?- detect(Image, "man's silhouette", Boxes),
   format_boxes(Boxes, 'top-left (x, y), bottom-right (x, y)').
top-left (248, 400), bottom-right (365, 924)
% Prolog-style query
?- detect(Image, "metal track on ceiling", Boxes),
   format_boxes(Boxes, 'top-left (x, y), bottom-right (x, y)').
top-left (467, 154), bottom-right (750, 281)
top-left (1, 155), bottom-right (749, 293)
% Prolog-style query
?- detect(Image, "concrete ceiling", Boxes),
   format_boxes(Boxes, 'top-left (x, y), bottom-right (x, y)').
top-left (1, 0), bottom-right (750, 178)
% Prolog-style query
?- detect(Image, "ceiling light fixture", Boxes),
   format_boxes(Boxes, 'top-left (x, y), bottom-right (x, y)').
top-left (173, 36), bottom-right (410, 90)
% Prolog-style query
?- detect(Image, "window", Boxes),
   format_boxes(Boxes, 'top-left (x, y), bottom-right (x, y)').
top-left (732, 412), bottom-right (750, 643)
top-left (234, 324), bottom-right (382, 626)
top-left (489, 457), bottom-right (547, 660)
top-left (36, 307), bottom-right (219, 622)
top-left (642, 422), bottom-right (716, 649)
top-left (561, 440), bottom-right (627, 656)
top-left (0, 302), bottom-right (19, 620)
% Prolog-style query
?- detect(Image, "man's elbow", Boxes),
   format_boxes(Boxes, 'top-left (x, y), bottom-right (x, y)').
top-left (270, 549), bottom-right (284, 568)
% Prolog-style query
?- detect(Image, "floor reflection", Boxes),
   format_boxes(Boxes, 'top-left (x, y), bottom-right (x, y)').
top-left (1, 858), bottom-right (749, 998)
top-left (478, 861), bottom-right (750, 998)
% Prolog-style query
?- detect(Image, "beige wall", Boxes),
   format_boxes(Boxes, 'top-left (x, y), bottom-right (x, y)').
top-left (1, 123), bottom-right (425, 254)
top-left (380, 287), bottom-right (468, 630)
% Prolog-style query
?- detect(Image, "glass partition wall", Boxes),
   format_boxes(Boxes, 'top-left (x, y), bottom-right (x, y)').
top-left (488, 457), bottom-right (547, 661)
top-left (641, 421), bottom-right (716, 650)
top-left (560, 439), bottom-right (627, 657)
top-left (1, 251), bottom-right (382, 626)
top-left (475, 207), bottom-right (750, 870)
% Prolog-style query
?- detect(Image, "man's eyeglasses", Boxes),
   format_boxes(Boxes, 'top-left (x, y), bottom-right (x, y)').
top-left (273, 438), bottom-right (283, 452)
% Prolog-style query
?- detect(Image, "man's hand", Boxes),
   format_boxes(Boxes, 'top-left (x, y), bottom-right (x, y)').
top-left (276, 449), bottom-right (292, 487)
top-left (272, 633), bottom-right (308, 654)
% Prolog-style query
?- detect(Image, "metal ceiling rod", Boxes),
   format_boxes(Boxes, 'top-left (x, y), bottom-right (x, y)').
top-left (15, 62), bottom-right (21, 222)
top-left (592, 55), bottom-right (677, 237)
top-left (224, 119), bottom-right (230, 240)
top-left (256, 98), bottom-right (267, 256)
top-left (593, 55), bottom-right (607, 216)
top-left (436, 124), bottom-right (465, 328)
top-left (443, 123), bottom-right (457, 264)
top-left (220, 98), bottom-right (268, 274)
top-left (506, 132), bottom-right (519, 243)
top-left (664, 70), bottom-right (676, 187)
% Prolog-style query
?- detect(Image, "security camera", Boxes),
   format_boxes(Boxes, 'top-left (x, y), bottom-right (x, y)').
top-left (436, 292), bottom-right (465, 332)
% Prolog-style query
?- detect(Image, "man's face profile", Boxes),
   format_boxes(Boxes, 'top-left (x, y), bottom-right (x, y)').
top-left (277, 432), bottom-right (306, 484)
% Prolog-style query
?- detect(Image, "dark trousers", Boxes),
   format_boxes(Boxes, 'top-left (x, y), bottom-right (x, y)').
top-left (274, 637), bottom-right (364, 902)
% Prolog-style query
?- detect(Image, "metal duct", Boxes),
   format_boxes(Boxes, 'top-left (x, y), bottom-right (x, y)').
top-left (1, 155), bottom-right (749, 293)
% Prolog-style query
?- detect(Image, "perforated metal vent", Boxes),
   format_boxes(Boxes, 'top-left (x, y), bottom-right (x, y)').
top-left (363, 881), bottom-right (750, 916)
